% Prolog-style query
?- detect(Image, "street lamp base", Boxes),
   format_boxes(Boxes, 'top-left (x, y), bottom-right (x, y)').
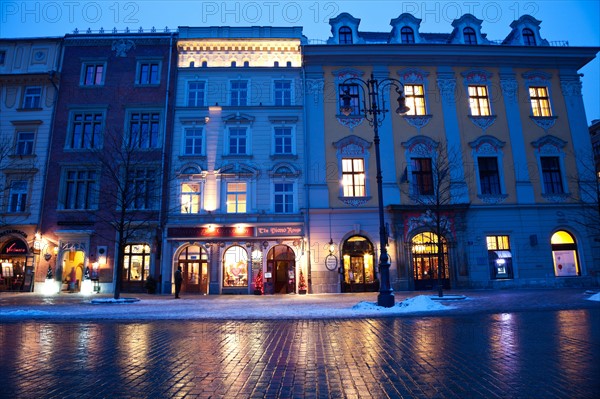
top-left (377, 292), bottom-right (395, 308)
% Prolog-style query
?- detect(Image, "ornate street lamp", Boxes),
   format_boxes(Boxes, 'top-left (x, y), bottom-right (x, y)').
top-left (340, 73), bottom-right (410, 307)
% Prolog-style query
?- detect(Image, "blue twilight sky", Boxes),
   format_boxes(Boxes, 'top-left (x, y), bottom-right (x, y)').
top-left (1, 0), bottom-right (598, 123)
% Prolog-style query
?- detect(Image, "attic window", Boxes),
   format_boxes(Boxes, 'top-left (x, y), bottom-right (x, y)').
top-left (463, 27), bottom-right (477, 44)
top-left (523, 28), bottom-right (536, 45)
top-left (401, 27), bottom-right (415, 44)
top-left (339, 26), bottom-right (353, 44)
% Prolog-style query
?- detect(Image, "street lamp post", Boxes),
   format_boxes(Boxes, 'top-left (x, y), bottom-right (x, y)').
top-left (340, 73), bottom-right (409, 308)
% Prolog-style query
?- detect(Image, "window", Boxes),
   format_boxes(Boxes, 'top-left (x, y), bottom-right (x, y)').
top-left (339, 26), bottom-right (353, 44)
top-left (127, 168), bottom-right (157, 210)
top-left (339, 84), bottom-right (360, 116)
top-left (227, 127), bottom-right (248, 155)
top-left (63, 169), bottom-right (97, 210)
top-left (463, 27), bottom-right (477, 44)
top-left (187, 81), bottom-right (206, 107)
top-left (128, 112), bottom-right (160, 148)
top-left (404, 84), bottom-right (426, 115)
top-left (136, 62), bottom-right (160, 85)
top-left (551, 231), bottom-right (580, 276)
top-left (0, 50), bottom-right (5, 65)
top-left (529, 87), bottom-right (552, 117)
top-left (541, 156), bottom-right (564, 194)
top-left (226, 182), bottom-right (247, 213)
top-left (15, 131), bottom-right (34, 155)
top-left (411, 158), bottom-right (434, 195)
top-left (274, 80), bottom-right (292, 106)
top-left (468, 85), bottom-right (491, 116)
top-left (342, 158), bottom-right (365, 197)
top-left (230, 80), bottom-right (248, 106)
top-left (523, 28), bottom-right (536, 45)
top-left (401, 27), bottom-right (415, 44)
top-left (478, 157), bottom-right (501, 195)
top-left (123, 244), bottom-right (151, 283)
top-left (486, 235), bottom-right (513, 279)
top-left (274, 183), bottom-right (293, 213)
top-left (69, 112), bottom-right (104, 149)
top-left (181, 182), bottom-right (201, 214)
top-left (82, 63), bottom-right (104, 86)
top-left (223, 246), bottom-right (248, 287)
top-left (273, 127), bottom-right (293, 155)
top-left (8, 181), bottom-right (27, 213)
top-left (183, 127), bottom-right (204, 155)
top-left (22, 87), bottom-right (41, 109)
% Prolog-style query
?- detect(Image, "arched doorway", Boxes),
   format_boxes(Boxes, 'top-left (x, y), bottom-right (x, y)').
top-left (341, 236), bottom-right (378, 292)
top-left (411, 232), bottom-right (449, 290)
top-left (61, 249), bottom-right (85, 292)
top-left (266, 245), bottom-right (296, 294)
top-left (551, 231), bottom-right (580, 277)
top-left (178, 245), bottom-right (209, 294)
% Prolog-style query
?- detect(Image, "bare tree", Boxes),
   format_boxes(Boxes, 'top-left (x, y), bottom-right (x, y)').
top-left (401, 140), bottom-right (468, 297)
top-left (568, 151), bottom-right (600, 238)
top-left (89, 127), bottom-right (168, 299)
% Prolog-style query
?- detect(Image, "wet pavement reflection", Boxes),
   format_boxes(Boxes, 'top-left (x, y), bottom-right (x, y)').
top-left (1, 309), bottom-right (599, 398)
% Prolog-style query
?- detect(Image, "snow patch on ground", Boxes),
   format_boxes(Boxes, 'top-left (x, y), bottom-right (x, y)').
top-left (353, 295), bottom-right (452, 313)
top-left (587, 292), bottom-right (600, 302)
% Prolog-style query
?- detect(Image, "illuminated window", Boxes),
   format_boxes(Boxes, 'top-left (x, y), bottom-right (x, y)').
top-left (183, 127), bottom-right (204, 155)
top-left (128, 112), bottom-right (160, 148)
top-left (136, 61), bottom-right (160, 85)
top-left (404, 84), bottom-right (426, 115)
top-left (342, 158), bottom-right (365, 197)
top-left (342, 236), bottom-right (376, 292)
top-left (339, 26), bottom-right (352, 44)
top-left (223, 246), bottom-right (248, 287)
top-left (127, 167), bottom-right (158, 210)
top-left (551, 231), bottom-right (580, 277)
top-left (180, 182), bottom-right (201, 214)
top-left (540, 156), bottom-right (564, 194)
top-left (468, 85), bottom-right (491, 116)
top-left (69, 111), bottom-right (104, 149)
top-left (81, 63), bottom-right (105, 86)
top-left (411, 157), bottom-right (433, 195)
top-left (486, 235), bottom-right (513, 279)
top-left (523, 28), bottom-right (536, 45)
top-left (230, 80), bottom-right (248, 106)
top-left (478, 157), bottom-right (501, 195)
top-left (274, 183), bottom-right (293, 213)
top-left (412, 232), bottom-right (449, 288)
top-left (8, 181), bottom-right (28, 213)
top-left (226, 182), bottom-right (247, 213)
top-left (529, 86), bottom-right (552, 117)
top-left (401, 27), bottom-right (415, 44)
top-left (339, 84), bottom-right (360, 116)
top-left (187, 81), bottom-right (206, 107)
top-left (274, 80), bottom-right (292, 106)
top-left (123, 244), bottom-right (151, 283)
top-left (22, 86), bottom-right (41, 109)
top-left (463, 27), bottom-right (477, 44)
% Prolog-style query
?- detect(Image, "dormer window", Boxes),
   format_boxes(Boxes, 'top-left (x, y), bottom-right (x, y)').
top-left (339, 26), bottom-right (353, 44)
top-left (523, 28), bottom-right (536, 45)
top-left (463, 27), bottom-right (477, 44)
top-left (400, 27), bottom-right (415, 44)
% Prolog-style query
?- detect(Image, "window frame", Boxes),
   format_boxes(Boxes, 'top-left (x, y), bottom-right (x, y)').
top-left (22, 86), bottom-right (42, 109)
top-left (81, 62), bottom-right (106, 86)
top-left (272, 126), bottom-right (295, 156)
top-left (229, 79), bottom-right (249, 106)
top-left (467, 85), bottom-right (491, 116)
top-left (528, 86), bottom-right (552, 117)
top-left (186, 80), bottom-right (207, 107)
top-left (60, 168), bottom-right (99, 210)
top-left (477, 157), bottom-right (502, 195)
top-left (135, 60), bottom-right (161, 86)
top-left (463, 27), bottom-right (477, 44)
top-left (522, 28), bottom-right (536, 45)
top-left (180, 181), bottom-right (202, 214)
top-left (182, 126), bottom-right (205, 156)
top-left (540, 156), bottom-right (564, 195)
top-left (225, 181), bottom-right (248, 214)
top-left (486, 235), bottom-right (513, 279)
top-left (273, 181), bottom-right (295, 214)
top-left (410, 157), bottom-right (434, 196)
top-left (341, 158), bottom-right (366, 198)
top-left (15, 130), bottom-right (35, 156)
top-left (127, 110), bottom-right (162, 149)
top-left (400, 26), bottom-right (415, 44)
top-left (404, 84), bottom-right (427, 116)
top-left (67, 110), bottom-right (105, 150)
top-left (273, 79), bottom-right (293, 106)
top-left (338, 83), bottom-right (360, 116)
top-left (122, 243), bottom-right (151, 283)
top-left (7, 180), bottom-right (28, 213)
top-left (225, 126), bottom-right (250, 156)
top-left (126, 166), bottom-right (159, 210)
top-left (339, 26), bottom-right (353, 44)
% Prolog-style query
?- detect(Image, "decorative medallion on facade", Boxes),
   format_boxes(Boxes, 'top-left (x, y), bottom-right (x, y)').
top-left (499, 77), bottom-right (518, 104)
top-left (529, 116), bottom-right (557, 133)
top-left (305, 79), bottom-right (324, 103)
top-left (112, 39), bottom-right (135, 57)
top-left (436, 78), bottom-right (456, 102)
top-left (468, 115), bottom-right (497, 132)
top-left (404, 211), bottom-right (454, 241)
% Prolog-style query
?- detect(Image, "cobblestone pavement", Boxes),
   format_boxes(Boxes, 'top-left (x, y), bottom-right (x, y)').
top-left (1, 307), bottom-right (600, 398)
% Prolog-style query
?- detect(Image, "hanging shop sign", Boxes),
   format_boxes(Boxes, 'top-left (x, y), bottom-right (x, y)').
top-left (325, 254), bottom-right (338, 271)
top-left (1, 239), bottom-right (29, 255)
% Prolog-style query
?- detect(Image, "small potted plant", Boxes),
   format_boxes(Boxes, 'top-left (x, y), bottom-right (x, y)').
top-left (144, 275), bottom-right (157, 294)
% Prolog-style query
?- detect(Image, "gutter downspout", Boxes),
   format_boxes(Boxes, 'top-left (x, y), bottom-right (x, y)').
top-left (301, 48), bottom-right (313, 294)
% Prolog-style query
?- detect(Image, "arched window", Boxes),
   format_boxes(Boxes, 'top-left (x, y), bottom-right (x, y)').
top-left (341, 236), bottom-right (377, 292)
top-left (551, 231), bottom-right (580, 276)
top-left (223, 246), bottom-right (248, 287)
top-left (411, 232), bottom-right (449, 290)
top-left (401, 27), bottom-right (415, 44)
top-left (463, 27), bottom-right (477, 44)
top-left (177, 245), bottom-right (208, 294)
top-left (339, 26), bottom-right (353, 44)
top-left (266, 245), bottom-right (296, 294)
top-left (522, 28), bottom-right (536, 46)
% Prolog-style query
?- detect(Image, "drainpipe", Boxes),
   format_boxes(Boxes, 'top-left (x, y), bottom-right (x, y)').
top-left (301, 48), bottom-right (313, 293)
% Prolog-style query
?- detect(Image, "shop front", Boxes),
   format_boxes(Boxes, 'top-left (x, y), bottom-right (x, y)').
top-left (165, 224), bottom-right (305, 295)
top-left (0, 233), bottom-right (34, 292)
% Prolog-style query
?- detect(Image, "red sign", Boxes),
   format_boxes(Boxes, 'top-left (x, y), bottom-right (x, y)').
top-left (1, 239), bottom-right (28, 255)
top-left (167, 227), bottom-right (254, 238)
